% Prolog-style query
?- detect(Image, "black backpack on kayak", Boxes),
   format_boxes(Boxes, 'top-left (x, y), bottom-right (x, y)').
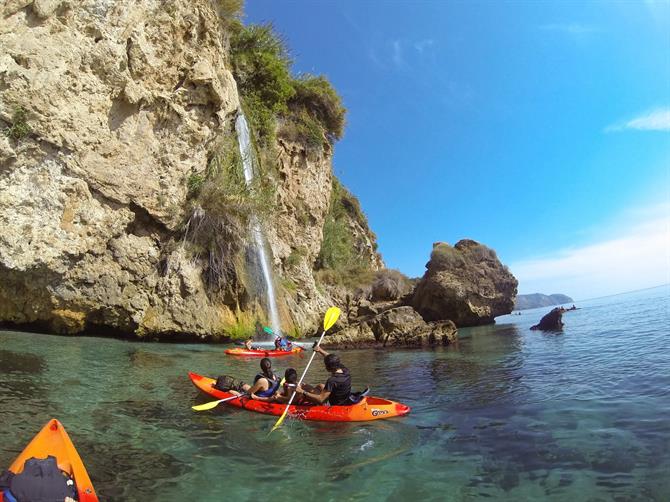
top-left (0, 455), bottom-right (78, 502)
top-left (213, 375), bottom-right (244, 392)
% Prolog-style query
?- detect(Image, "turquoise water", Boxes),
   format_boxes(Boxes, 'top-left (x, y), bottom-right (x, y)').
top-left (1, 285), bottom-right (668, 501)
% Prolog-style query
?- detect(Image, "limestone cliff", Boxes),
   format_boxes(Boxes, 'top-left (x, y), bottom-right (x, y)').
top-left (0, 1), bottom-right (380, 339)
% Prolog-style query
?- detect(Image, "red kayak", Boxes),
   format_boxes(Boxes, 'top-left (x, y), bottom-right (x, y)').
top-left (189, 372), bottom-right (411, 422)
top-left (225, 346), bottom-right (303, 357)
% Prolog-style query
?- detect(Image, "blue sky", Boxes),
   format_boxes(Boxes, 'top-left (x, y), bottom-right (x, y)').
top-left (245, 1), bottom-right (670, 299)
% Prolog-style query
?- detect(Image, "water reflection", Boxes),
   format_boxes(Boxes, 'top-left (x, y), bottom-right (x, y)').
top-left (0, 349), bottom-right (46, 374)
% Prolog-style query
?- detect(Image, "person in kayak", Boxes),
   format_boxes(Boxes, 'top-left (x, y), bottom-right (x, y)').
top-left (230, 358), bottom-right (281, 400)
top-left (295, 347), bottom-right (352, 405)
top-left (274, 335), bottom-right (293, 352)
top-left (243, 338), bottom-right (258, 351)
top-left (255, 368), bottom-right (314, 405)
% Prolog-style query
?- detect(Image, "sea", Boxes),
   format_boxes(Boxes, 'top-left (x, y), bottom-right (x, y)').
top-left (1, 285), bottom-right (668, 501)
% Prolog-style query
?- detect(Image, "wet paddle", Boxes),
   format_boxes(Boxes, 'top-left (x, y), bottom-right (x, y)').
top-left (270, 306), bottom-right (341, 433)
top-left (192, 393), bottom-right (247, 412)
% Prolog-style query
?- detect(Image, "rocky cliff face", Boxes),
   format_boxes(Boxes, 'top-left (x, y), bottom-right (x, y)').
top-left (411, 240), bottom-right (518, 327)
top-left (0, 1), bottom-right (380, 339)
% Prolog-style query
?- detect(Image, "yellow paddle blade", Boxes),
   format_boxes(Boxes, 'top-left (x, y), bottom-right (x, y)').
top-left (271, 408), bottom-right (289, 432)
top-left (323, 306), bottom-right (341, 332)
top-left (191, 400), bottom-right (222, 412)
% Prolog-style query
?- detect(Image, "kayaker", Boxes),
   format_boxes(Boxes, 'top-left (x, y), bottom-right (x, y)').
top-left (274, 335), bottom-right (293, 352)
top-left (231, 358), bottom-right (281, 400)
top-left (295, 347), bottom-right (352, 405)
top-left (256, 368), bottom-right (314, 404)
top-left (243, 338), bottom-right (256, 351)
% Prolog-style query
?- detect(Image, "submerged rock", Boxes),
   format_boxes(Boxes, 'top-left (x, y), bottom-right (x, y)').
top-left (321, 306), bottom-right (457, 349)
top-left (530, 307), bottom-right (564, 331)
top-left (411, 240), bottom-right (518, 327)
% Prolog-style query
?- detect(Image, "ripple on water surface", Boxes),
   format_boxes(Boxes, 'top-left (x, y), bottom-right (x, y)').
top-left (0, 285), bottom-right (669, 501)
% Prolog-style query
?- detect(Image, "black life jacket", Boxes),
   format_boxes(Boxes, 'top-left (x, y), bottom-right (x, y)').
top-left (2, 456), bottom-right (77, 502)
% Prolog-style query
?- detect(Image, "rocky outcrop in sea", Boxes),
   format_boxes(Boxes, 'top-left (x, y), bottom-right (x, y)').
top-left (411, 240), bottom-right (518, 327)
top-left (530, 308), bottom-right (564, 331)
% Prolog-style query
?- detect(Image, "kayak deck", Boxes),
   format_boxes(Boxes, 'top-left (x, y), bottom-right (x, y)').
top-left (4, 419), bottom-right (98, 502)
top-left (225, 346), bottom-right (303, 357)
top-left (189, 372), bottom-right (410, 422)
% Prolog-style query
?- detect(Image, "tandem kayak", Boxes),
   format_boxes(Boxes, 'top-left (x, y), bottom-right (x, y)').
top-left (225, 346), bottom-right (304, 357)
top-left (189, 372), bottom-right (411, 422)
top-left (1, 419), bottom-right (98, 502)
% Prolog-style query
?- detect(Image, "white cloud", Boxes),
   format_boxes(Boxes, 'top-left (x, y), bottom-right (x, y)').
top-left (510, 203), bottom-right (670, 299)
top-left (391, 40), bottom-right (404, 68)
top-left (414, 39), bottom-right (434, 54)
top-left (538, 23), bottom-right (600, 35)
top-left (368, 39), bottom-right (436, 71)
top-left (606, 107), bottom-right (670, 132)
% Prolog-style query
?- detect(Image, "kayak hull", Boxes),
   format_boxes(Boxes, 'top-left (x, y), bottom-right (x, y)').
top-left (225, 346), bottom-right (303, 357)
top-left (4, 419), bottom-right (99, 502)
top-left (189, 372), bottom-right (411, 422)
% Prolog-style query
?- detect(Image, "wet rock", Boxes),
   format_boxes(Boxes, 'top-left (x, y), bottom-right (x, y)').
top-left (530, 307), bottom-right (564, 331)
top-left (411, 240), bottom-right (518, 327)
top-left (321, 306), bottom-right (457, 349)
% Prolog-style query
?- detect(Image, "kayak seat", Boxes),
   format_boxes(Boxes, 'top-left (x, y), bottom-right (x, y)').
top-left (348, 387), bottom-right (370, 404)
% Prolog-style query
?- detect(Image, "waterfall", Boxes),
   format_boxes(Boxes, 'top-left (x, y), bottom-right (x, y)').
top-left (235, 113), bottom-right (282, 336)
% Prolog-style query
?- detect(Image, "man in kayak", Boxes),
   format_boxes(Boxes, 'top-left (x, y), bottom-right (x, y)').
top-left (230, 358), bottom-right (281, 400)
top-left (295, 346), bottom-right (352, 405)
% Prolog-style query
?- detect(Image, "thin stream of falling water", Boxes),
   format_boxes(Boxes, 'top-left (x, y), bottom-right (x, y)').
top-left (235, 113), bottom-right (282, 336)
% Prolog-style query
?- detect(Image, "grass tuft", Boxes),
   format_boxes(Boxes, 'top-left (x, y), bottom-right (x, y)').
top-left (4, 107), bottom-right (31, 141)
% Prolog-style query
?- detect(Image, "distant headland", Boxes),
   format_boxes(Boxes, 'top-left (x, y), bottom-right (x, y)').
top-left (515, 293), bottom-right (573, 311)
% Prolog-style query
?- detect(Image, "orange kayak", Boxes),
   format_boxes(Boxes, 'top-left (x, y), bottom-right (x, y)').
top-left (189, 372), bottom-right (411, 422)
top-left (225, 346), bottom-right (303, 357)
top-left (1, 419), bottom-right (98, 502)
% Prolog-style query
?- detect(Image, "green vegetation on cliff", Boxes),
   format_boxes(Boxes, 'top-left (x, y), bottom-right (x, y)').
top-left (229, 22), bottom-right (345, 148)
top-left (3, 107), bottom-right (31, 141)
top-left (315, 179), bottom-right (377, 288)
top-left (182, 135), bottom-right (275, 298)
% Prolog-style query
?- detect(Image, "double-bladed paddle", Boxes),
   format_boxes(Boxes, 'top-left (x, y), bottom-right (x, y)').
top-left (191, 393), bottom-right (247, 412)
top-left (269, 306), bottom-right (341, 432)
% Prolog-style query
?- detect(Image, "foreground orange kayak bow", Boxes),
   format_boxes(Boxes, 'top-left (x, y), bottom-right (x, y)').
top-left (1, 419), bottom-right (98, 502)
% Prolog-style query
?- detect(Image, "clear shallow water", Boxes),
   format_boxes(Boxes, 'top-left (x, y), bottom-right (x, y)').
top-left (1, 285), bottom-right (668, 501)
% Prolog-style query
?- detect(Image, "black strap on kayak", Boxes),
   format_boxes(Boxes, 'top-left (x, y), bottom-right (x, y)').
top-left (348, 387), bottom-right (370, 404)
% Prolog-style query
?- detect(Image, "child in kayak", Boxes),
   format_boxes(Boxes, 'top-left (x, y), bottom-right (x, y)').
top-left (261, 368), bottom-right (316, 405)
top-left (230, 358), bottom-right (281, 400)
top-left (295, 347), bottom-right (352, 406)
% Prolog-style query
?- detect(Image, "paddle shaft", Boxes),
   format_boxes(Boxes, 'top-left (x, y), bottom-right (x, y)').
top-left (193, 392), bottom-right (247, 411)
top-left (217, 393), bottom-right (246, 404)
top-left (281, 328), bottom-right (327, 410)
